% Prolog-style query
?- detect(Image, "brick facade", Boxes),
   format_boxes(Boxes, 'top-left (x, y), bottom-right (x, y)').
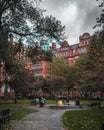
top-left (52, 33), bottom-right (90, 66)
top-left (0, 32), bottom-right (90, 96)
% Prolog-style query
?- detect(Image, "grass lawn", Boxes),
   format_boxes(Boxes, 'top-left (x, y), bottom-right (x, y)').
top-left (0, 99), bottom-right (37, 130)
top-left (0, 99), bottom-right (104, 130)
top-left (63, 107), bottom-right (104, 130)
top-left (0, 99), bottom-right (38, 119)
top-left (45, 99), bottom-right (56, 104)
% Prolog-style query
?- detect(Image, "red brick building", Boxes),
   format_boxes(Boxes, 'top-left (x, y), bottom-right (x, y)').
top-left (52, 32), bottom-right (90, 66)
top-left (51, 33), bottom-right (90, 98)
top-left (0, 33), bottom-right (90, 96)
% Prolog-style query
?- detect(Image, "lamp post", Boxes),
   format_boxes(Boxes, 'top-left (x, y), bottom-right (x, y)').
top-left (0, 61), bottom-right (3, 96)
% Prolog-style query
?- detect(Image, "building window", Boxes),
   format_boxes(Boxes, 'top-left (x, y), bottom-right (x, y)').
top-left (62, 47), bottom-right (68, 51)
top-left (73, 59), bottom-right (76, 63)
top-left (84, 47), bottom-right (87, 53)
top-left (62, 51), bottom-right (68, 57)
top-left (34, 69), bottom-right (42, 74)
top-left (79, 47), bottom-right (85, 54)
top-left (73, 50), bottom-right (76, 56)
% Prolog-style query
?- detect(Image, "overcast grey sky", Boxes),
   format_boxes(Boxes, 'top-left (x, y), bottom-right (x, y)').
top-left (39, 0), bottom-right (101, 45)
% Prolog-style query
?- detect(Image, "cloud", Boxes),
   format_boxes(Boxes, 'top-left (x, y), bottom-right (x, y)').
top-left (40, 0), bottom-right (101, 44)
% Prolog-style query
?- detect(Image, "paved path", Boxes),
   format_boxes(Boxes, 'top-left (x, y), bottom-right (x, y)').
top-left (10, 102), bottom-right (88, 130)
top-left (11, 106), bottom-right (67, 130)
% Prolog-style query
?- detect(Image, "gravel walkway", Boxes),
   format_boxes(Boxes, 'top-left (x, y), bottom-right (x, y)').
top-left (11, 106), bottom-right (67, 130)
top-left (10, 102), bottom-right (88, 130)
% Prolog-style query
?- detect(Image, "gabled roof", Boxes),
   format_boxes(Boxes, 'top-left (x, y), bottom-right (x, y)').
top-left (71, 44), bottom-right (79, 50)
top-left (82, 33), bottom-right (90, 38)
top-left (61, 40), bottom-right (70, 47)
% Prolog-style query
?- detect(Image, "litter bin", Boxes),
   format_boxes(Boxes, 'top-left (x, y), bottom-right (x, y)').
top-left (101, 122), bottom-right (104, 130)
top-left (76, 100), bottom-right (80, 106)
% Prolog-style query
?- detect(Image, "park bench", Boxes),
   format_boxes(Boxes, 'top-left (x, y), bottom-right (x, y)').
top-left (0, 109), bottom-right (14, 130)
top-left (0, 109), bottom-right (13, 124)
top-left (101, 122), bottom-right (104, 130)
top-left (30, 98), bottom-right (39, 106)
top-left (0, 118), bottom-right (3, 130)
top-left (60, 96), bottom-right (69, 103)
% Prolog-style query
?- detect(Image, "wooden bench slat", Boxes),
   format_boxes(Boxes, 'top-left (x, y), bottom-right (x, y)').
top-left (0, 109), bottom-right (13, 124)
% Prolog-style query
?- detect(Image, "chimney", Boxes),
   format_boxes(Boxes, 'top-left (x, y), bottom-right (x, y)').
top-left (52, 43), bottom-right (56, 50)
top-left (9, 34), bottom-right (15, 45)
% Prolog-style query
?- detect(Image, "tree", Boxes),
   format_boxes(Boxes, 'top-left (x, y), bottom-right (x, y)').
top-left (47, 57), bottom-right (68, 77)
top-left (74, 0), bottom-right (104, 97)
top-left (0, 0), bottom-right (65, 80)
top-left (75, 34), bottom-right (104, 97)
top-left (34, 76), bottom-right (55, 94)
top-left (0, 0), bottom-right (65, 70)
top-left (94, 0), bottom-right (104, 47)
top-left (63, 65), bottom-right (78, 90)
top-left (46, 57), bottom-right (78, 94)
top-left (0, 0), bottom-right (65, 46)
top-left (27, 44), bottom-right (53, 63)
top-left (0, 0), bottom-right (65, 100)
top-left (94, 0), bottom-right (104, 29)
top-left (2, 40), bottom-right (34, 102)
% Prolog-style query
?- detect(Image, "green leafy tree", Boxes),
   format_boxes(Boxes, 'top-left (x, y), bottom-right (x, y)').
top-left (63, 65), bottom-right (78, 90)
top-left (47, 57), bottom-right (68, 77)
top-left (27, 45), bottom-right (53, 63)
top-left (0, 0), bottom-right (65, 71)
top-left (94, 0), bottom-right (104, 29)
top-left (75, 34), bottom-right (104, 97)
top-left (74, 0), bottom-right (104, 97)
top-left (0, 0), bottom-right (65, 47)
top-left (46, 57), bottom-right (77, 93)
top-left (3, 41), bottom-right (34, 102)
top-left (0, 0), bottom-right (65, 100)
top-left (35, 76), bottom-right (53, 94)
